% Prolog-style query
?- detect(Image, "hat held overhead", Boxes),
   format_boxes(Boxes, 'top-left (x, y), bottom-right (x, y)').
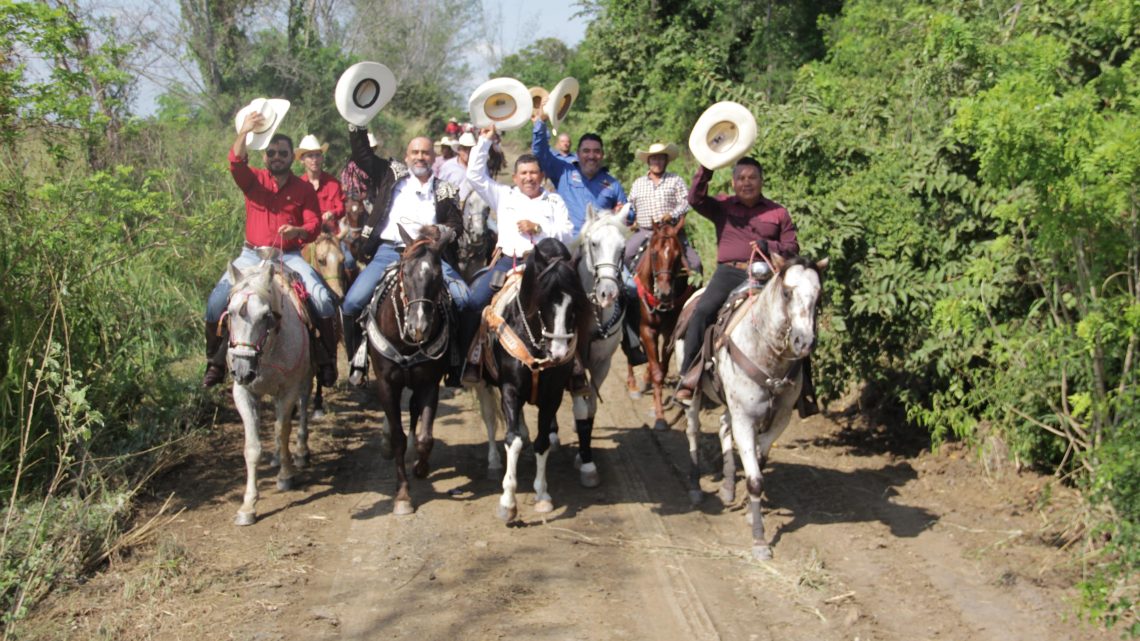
top-left (234, 98), bottom-right (290, 150)
top-left (468, 77), bottom-right (532, 132)
top-left (545, 77), bottom-right (579, 131)
top-left (335, 62), bottom-right (397, 127)
top-left (688, 101), bottom-right (757, 170)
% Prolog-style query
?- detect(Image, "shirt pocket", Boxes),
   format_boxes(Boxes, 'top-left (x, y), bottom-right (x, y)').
top-left (750, 218), bottom-right (780, 240)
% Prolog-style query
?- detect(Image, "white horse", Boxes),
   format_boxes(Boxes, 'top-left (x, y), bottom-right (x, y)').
top-left (677, 254), bottom-right (827, 559)
top-left (225, 257), bottom-right (313, 526)
top-left (568, 205), bottom-right (629, 487)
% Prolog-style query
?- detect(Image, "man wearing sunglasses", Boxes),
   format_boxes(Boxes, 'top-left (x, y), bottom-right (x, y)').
top-left (202, 111), bottom-right (340, 388)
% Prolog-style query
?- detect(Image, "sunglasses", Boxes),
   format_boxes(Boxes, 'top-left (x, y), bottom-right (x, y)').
top-left (265, 149), bottom-right (292, 158)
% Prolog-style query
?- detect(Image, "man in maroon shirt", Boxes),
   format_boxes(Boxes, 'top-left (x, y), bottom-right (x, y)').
top-left (202, 112), bottom-right (340, 388)
top-left (674, 157), bottom-right (799, 403)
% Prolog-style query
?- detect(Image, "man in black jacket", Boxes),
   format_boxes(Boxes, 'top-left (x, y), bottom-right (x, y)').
top-left (340, 125), bottom-right (470, 384)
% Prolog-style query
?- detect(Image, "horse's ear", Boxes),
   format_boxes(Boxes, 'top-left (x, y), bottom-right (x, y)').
top-left (397, 223), bottom-right (414, 247)
top-left (815, 257), bottom-right (829, 273)
top-left (585, 202), bottom-right (597, 225)
top-left (770, 252), bottom-right (786, 272)
top-left (437, 225), bottom-right (456, 248)
top-left (228, 262), bottom-right (243, 285)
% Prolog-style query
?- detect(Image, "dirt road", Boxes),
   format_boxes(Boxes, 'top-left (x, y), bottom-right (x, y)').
top-left (27, 354), bottom-right (1108, 640)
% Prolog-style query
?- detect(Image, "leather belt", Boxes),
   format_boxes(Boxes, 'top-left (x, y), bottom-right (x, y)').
top-left (722, 261), bottom-right (750, 270)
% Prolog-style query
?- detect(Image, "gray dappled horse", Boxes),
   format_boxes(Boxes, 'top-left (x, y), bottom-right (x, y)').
top-left (224, 255), bottom-right (313, 526)
top-left (676, 254), bottom-right (827, 559)
top-left (457, 191), bottom-right (496, 283)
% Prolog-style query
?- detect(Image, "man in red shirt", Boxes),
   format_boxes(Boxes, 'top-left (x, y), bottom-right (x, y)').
top-left (296, 134), bottom-right (344, 233)
top-left (674, 157), bottom-right (800, 404)
top-left (202, 112), bottom-right (339, 388)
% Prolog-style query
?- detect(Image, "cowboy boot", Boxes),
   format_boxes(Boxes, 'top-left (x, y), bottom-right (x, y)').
top-left (203, 321), bottom-right (228, 387)
top-left (568, 356), bottom-right (590, 397)
top-left (673, 358), bottom-right (703, 405)
top-left (620, 289), bottom-right (648, 366)
top-left (313, 315), bottom-right (339, 387)
top-left (444, 318), bottom-right (463, 388)
top-left (796, 356), bottom-right (819, 418)
top-left (461, 321), bottom-right (488, 386)
top-left (343, 312), bottom-right (368, 386)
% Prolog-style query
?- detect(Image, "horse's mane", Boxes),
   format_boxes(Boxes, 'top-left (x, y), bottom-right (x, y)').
top-left (572, 209), bottom-right (630, 252)
top-left (402, 225), bottom-right (444, 262)
top-left (521, 238), bottom-right (591, 356)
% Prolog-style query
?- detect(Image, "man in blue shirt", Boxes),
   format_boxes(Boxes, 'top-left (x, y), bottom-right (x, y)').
top-left (532, 114), bottom-right (626, 236)
top-left (552, 132), bottom-right (577, 163)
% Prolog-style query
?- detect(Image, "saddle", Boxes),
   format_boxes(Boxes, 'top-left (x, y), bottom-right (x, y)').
top-left (672, 279), bottom-right (768, 403)
top-left (356, 263), bottom-right (454, 369)
top-left (271, 268), bottom-right (313, 331)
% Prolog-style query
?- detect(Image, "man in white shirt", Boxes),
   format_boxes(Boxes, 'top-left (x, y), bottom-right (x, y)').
top-left (460, 126), bottom-right (574, 382)
top-left (436, 132), bottom-right (480, 202)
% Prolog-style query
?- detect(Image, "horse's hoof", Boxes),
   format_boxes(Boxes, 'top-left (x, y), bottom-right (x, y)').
top-left (653, 418), bottom-right (669, 432)
top-left (393, 500), bottom-right (415, 516)
top-left (277, 476), bottom-right (294, 491)
top-left (752, 544), bottom-right (773, 561)
top-left (689, 489), bottom-right (704, 506)
top-left (579, 462), bottom-right (600, 488)
top-left (234, 511), bottom-right (256, 526)
top-left (627, 389), bottom-right (642, 400)
top-left (719, 486), bottom-right (736, 504)
top-left (534, 499), bottom-right (554, 514)
top-left (311, 409), bottom-right (325, 420)
top-left (295, 453), bottom-right (310, 469)
top-left (548, 432), bottom-right (560, 452)
top-left (496, 504), bottom-right (517, 522)
top-left (413, 462), bottom-right (430, 479)
top-left (486, 465), bottom-right (503, 480)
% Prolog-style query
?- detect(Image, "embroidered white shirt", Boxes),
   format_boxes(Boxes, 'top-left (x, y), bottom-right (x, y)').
top-left (379, 175), bottom-right (437, 242)
top-left (467, 138), bottom-right (573, 258)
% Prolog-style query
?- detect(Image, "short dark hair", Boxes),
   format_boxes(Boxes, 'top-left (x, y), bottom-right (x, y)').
top-left (268, 133), bottom-right (293, 151)
top-left (577, 133), bottom-right (603, 151)
top-left (733, 157), bottom-right (763, 177)
top-left (514, 153), bottom-right (542, 173)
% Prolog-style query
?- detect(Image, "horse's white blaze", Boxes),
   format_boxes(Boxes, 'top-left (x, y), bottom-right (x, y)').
top-left (782, 265), bottom-right (822, 358)
top-left (548, 293), bottom-right (572, 361)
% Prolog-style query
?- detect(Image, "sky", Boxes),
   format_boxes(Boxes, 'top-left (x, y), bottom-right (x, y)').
top-left (114, 0), bottom-right (590, 116)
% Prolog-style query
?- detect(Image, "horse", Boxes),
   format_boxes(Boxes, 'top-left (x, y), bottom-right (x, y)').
top-left (471, 238), bottom-right (591, 521)
top-left (223, 254), bottom-right (313, 526)
top-left (341, 194), bottom-right (369, 270)
top-left (676, 254), bottom-right (827, 559)
top-left (302, 232), bottom-right (347, 419)
top-left (457, 191), bottom-right (496, 283)
top-left (365, 224), bottom-right (455, 515)
top-left (627, 218), bottom-right (692, 431)
top-left (568, 205), bottom-right (629, 487)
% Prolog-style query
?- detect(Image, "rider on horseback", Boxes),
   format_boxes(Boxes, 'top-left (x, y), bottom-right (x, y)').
top-left (203, 112), bottom-right (340, 388)
top-left (674, 157), bottom-right (816, 416)
top-left (339, 126), bottom-right (472, 387)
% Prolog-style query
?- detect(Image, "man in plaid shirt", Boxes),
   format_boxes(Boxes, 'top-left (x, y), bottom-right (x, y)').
top-left (623, 142), bottom-right (702, 274)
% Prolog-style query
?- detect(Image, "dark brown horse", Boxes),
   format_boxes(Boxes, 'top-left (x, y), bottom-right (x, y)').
top-left (365, 224), bottom-right (454, 515)
top-left (627, 218), bottom-right (692, 431)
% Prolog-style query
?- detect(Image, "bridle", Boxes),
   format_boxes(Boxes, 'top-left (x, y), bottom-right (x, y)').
top-left (390, 238), bottom-right (442, 346)
top-left (222, 288), bottom-right (279, 368)
top-left (641, 230), bottom-right (685, 313)
top-left (515, 257), bottom-right (576, 351)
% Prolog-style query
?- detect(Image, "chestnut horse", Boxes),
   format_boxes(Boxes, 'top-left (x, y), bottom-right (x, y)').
top-left (626, 219), bottom-right (692, 431)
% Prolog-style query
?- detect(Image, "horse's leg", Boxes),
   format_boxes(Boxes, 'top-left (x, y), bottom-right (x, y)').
top-left (274, 390), bottom-right (298, 491)
top-left (573, 347), bottom-right (611, 488)
top-left (718, 412), bottom-right (736, 503)
top-left (311, 379), bottom-right (325, 420)
top-left (412, 383), bottom-right (439, 479)
top-left (497, 384), bottom-right (525, 522)
top-left (643, 325), bottom-right (668, 431)
top-left (533, 376), bottom-right (565, 514)
top-left (295, 373), bottom-right (312, 469)
top-left (378, 379), bottom-right (413, 516)
top-left (730, 407), bottom-right (772, 560)
top-left (233, 386), bottom-right (261, 526)
top-left (757, 377), bottom-right (802, 471)
top-left (475, 382), bottom-right (503, 477)
top-left (684, 391), bottom-right (704, 506)
top-left (626, 362), bottom-right (641, 399)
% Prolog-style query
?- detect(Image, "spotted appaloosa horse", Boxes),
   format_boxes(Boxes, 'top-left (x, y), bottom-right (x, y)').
top-left (676, 254), bottom-right (827, 559)
top-left (472, 239), bottom-right (591, 521)
top-left (569, 205), bottom-right (629, 487)
top-left (457, 191), bottom-right (496, 283)
top-left (365, 224), bottom-right (455, 515)
top-left (224, 254), bottom-right (313, 526)
top-left (628, 218), bottom-right (692, 431)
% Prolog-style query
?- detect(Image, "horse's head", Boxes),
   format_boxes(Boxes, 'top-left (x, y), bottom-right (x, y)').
top-left (640, 218), bottom-right (686, 309)
top-left (576, 204), bottom-right (629, 309)
top-left (225, 261), bottom-right (283, 385)
top-left (521, 238), bottom-right (590, 363)
top-left (395, 224), bottom-right (451, 345)
top-left (306, 234), bottom-right (346, 299)
top-left (768, 255), bottom-right (829, 358)
top-left (462, 192), bottom-right (491, 239)
top-left (344, 193), bottom-right (369, 231)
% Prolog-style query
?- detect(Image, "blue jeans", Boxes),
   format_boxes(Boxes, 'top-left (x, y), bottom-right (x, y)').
top-left (341, 240), bottom-right (357, 272)
top-left (341, 243), bottom-right (471, 317)
top-left (461, 254), bottom-right (518, 351)
top-left (205, 247), bottom-right (335, 322)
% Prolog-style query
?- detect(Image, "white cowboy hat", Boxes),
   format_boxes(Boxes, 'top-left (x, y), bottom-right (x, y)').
top-left (234, 98), bottom-right (290, 151)
top-left (434, 135), bottom-right (455, 148)
top-left (528, 86), bottom-right (549, 120)
top-left (468, 77), bottom-right (532, 131)
top-left (455, 132), bottom-right (478, 148)
top-left (334, 62), bottom-right (397, 127)
top-left (545, 77), bottom-right (579, 130)
top-left (294, 134), bottom-right (329, 160)
top-left (635, 142), bottom-right (680, 163)
top-left (688, 101), bottom-right (758, 170)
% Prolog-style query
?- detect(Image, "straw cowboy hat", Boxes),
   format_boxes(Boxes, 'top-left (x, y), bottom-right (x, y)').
top-left (294, 134), bottom-right (329, 161)
top-left (688, 101), bottom-right (758, 170)
top-left (468, 77), bottom-right (532, 131)
top-left (635, 142), bottom-right (680, 163)
top-left (234, 98), bottom-right (290, 151)
top-left (335, 61), bottom-right (397, 127)
top-left (545, 77), bottom-right (579, 130)
top-left (528, 86), bottom-right (549, 119)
